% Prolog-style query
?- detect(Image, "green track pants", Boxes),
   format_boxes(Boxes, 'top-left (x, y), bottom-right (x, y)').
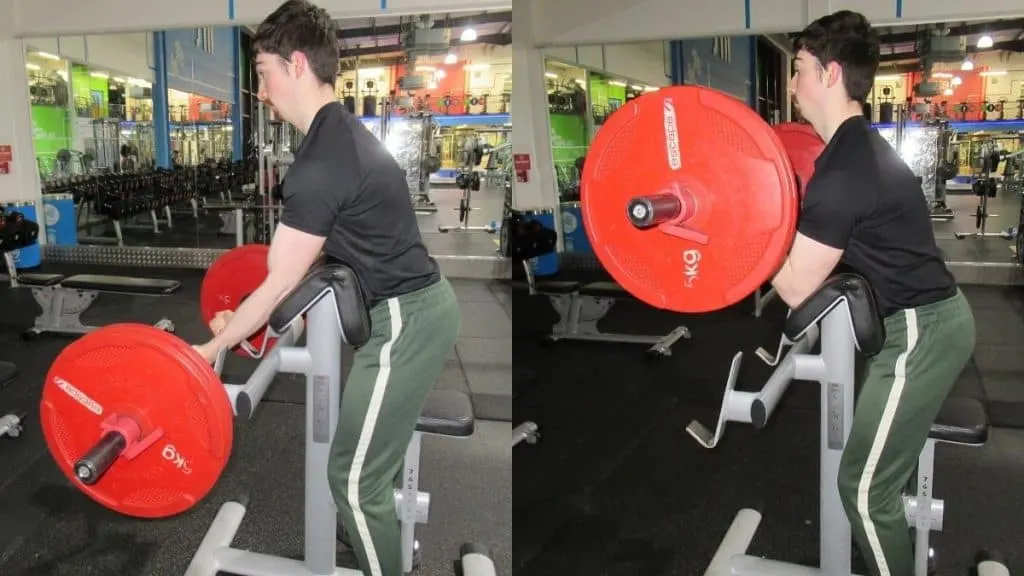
top-left (838, 289), bottom-right (975, 576)
top-left (327, 277), bottom-right (461, 576)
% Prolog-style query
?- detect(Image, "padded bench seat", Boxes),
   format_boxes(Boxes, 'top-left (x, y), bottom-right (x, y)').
top-left (16, 273), bottom-right (65, 287)
top-left (578, 281), bottom-right (630, 298)
top-left (60, 274), bottom-right (181, 295)
top-left (416, 389), bottom-right (475, 437)
top-left (532, 280), bottom-right (582, 294)
top-left (929, 397), bottom-right (988, 445)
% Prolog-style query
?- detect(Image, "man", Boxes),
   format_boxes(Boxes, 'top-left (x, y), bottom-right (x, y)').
top-left (191, 2), bottom-right (462, 575)
top-left (769, 10), bottom-right (976, 576)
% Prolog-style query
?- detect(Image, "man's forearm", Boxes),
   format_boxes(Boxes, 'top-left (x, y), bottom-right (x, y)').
top-left (210, 281), bottom-right (291, 351)
top-left (771, 261), bottom-right (811, 309)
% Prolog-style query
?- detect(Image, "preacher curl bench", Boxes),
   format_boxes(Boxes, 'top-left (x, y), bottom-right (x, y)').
top-left (1, 251), bottom-right (181, 339)
top-left (689, 274), bottom-right (1009, 576)
top-left (186, 263), bottom-right (496, 576)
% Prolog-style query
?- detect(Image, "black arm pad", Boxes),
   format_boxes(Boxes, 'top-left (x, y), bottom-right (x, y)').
top-left (269, 264), bottom-right (371, 347)
top-left (783, 273), bottom-right (885, 356)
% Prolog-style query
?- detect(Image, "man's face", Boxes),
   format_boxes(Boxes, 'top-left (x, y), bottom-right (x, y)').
top-left (790, 49), bottom-right (830, 125)
top-left (255, 51), bottom-right (298, 123)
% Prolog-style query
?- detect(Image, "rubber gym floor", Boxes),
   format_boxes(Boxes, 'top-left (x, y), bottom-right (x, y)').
top-left (0, 264), bottom-right (512, 576)
top-left (514, 281), bottom-right (1024, 575)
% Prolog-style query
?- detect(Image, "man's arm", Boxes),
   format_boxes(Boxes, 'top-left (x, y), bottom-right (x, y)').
top-left (201, 157), bottom-right (353, 353)
top-left (771, 169), bottom-right (859, 308)
top-left (771, 233), bottom-right (844, 307)
top-left (205, 224), bottom-right (327, 351)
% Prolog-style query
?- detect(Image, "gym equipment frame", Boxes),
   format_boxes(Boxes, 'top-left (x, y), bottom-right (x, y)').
top-left (185, 264), bottom-right (495, 576)
top-left (689, 274), bottom-right (1003, 576)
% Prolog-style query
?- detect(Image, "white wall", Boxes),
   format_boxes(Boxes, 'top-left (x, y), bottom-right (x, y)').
top-left (14, 0), bottom-right (512, 35)
top-left (543, 41), bottom-right (670, 87)
top-left (524, 0), bottom-right (1024, 47)
top-left (26, 33), bottom-right (153, 81)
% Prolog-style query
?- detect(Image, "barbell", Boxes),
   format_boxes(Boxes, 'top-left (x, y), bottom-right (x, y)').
top-left (580, 85), bottom-right (824, 313)
top-left (39, 244), bottom-right (287, 518)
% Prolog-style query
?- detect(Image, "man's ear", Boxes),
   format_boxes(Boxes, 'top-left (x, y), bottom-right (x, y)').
top-left (825, 61), bottom-right (842, 88)
top-left (288, 51), bottom-right (306, 77)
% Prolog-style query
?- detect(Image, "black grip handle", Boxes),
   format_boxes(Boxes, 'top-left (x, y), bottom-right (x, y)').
top-left (74, 431), bottom-right (127, 485)
top-left (627, 194), bottom-right (681, 228)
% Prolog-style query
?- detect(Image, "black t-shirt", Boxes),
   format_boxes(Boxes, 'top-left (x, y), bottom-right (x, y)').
top-left (279, 102), bottom-right (440, 305)
top-left (798, 115), bottom-right (956, 318)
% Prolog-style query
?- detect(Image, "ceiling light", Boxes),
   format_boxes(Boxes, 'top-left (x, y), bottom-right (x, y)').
top-left (961, 59), bottom-right (974, 71)
top-left (952, 76), bottom-right (963, 85)
top-left (460, 28), bottom-right (477, 42)
top-left (981, 70), bottom-right (1007, 76)
top-left (977, 35), bottom-right (993, 49)
top-left (90, 71), bottom-right (109, 78)
top-left (545, 72), bottom-right (558, 78)
top-left (35, 51), bottom-right (59, 60)
top-left (943, 88), bottom-right (954, 96)
top-left (444, 53), bottom-right (457, 65)
top-left (25, 63), bottom-right (40, 71)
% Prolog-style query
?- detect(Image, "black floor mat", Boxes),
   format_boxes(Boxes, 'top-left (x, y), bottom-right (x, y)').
top-left (513, 285), bottom-right (1024, 575)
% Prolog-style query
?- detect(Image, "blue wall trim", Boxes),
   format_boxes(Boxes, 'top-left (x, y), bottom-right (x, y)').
top-left (164, 27), bottom-right (238, 102)
top-left (896, 0), bottom-right (903, 18)
top-left (744, 0), bottom-right (751, 28)
top-left (231, 27), bottom-right (242, 161)
top-left (152, 32), bottom-right (172, 169)
top-left (669, 40), bottom-right (684, 85)
top-left (678, 37), bottom-right (753, 103)
top-left (748, 36), bottom-right (757, 109)
top-left (228, 0), bottom-right (235, 19)
top-left (380, 0), bottom-right (386, 8)
top-left (359, 114), bottom-right (510, 128)
top-left (874, 120), bottom-right (1024, 132)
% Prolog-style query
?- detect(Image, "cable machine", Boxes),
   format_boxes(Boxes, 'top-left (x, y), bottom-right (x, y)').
top-left (439, 135), bottom-right (496, 234)
top-left (955, 137), bottom-right (1013, 240)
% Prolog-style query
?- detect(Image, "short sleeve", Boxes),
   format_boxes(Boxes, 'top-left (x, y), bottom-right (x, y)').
top-left (797, 169), bottom-right (860, 250)
top-left (279, 158), bottom-right (356, 237)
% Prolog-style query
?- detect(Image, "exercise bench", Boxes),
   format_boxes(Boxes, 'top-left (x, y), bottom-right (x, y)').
top-left (2, 251), bottom-right (180, 339)
top-left (689, 273), bottom-right (1009, 576)
top-left (186, 263), bottom-right (496, 576)
top-left (522, 258), bottom-right (690, 357)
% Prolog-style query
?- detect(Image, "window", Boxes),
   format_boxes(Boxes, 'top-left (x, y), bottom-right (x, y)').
top-left (195, 28), bottom-right (215, 54)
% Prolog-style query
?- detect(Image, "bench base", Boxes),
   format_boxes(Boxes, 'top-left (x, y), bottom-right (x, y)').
top-left (0, 414), bottom-right (22, 438)
top-left (21, 284), bottom-right (176, 340)
top-left (545, 292), bottom-right (690, 356)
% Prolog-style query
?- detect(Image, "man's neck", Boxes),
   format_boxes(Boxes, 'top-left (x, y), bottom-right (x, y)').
top-left (296, 87), bottom-right (339, 134)
top-left (821, 101), bottom-right (865, 143)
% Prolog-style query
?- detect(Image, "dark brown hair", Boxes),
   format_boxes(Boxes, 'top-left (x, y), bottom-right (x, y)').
top-left (253, 0), bottom-right (339, 86)
top-left (793, 10), bottom-right (881, 104)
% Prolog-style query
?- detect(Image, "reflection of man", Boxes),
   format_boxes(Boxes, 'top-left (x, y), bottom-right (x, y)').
top-left (773, 11), bottom-right (976, 576)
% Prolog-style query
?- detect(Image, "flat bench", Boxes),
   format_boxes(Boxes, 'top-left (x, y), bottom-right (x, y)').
top-left (9, 271), bottom-right (181, 339)
top-left (525, 263), bottom-right (690, 357)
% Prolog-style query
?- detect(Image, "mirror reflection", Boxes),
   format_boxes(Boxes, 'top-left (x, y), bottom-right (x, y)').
top-left (24, 13), bottom-right (512, 260)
